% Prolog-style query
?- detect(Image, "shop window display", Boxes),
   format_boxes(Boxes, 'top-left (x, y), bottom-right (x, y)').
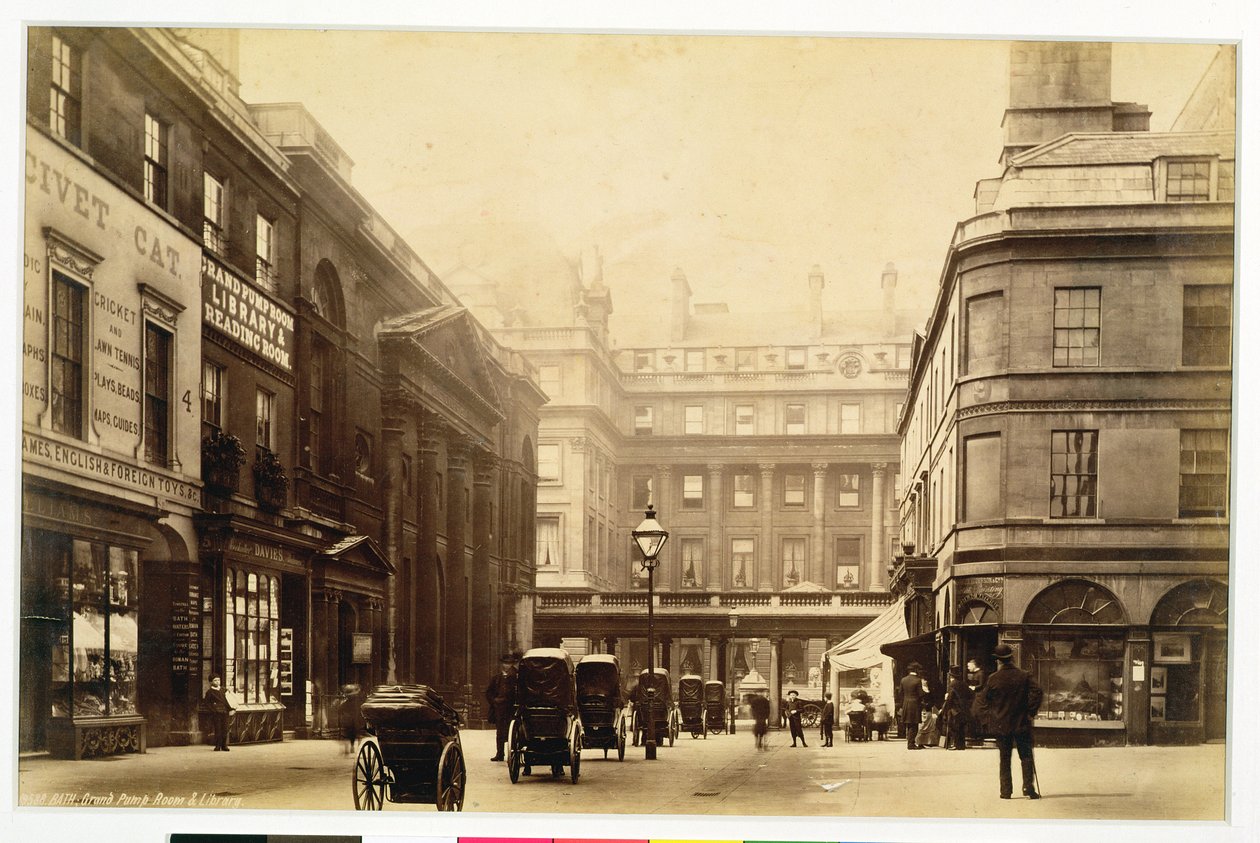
top-left (225, 568), bottom-right (281, 705)
top-left (36, 534), bottom-right (139, 720)
top-left (1026, 633), bottom-right (1125, 721)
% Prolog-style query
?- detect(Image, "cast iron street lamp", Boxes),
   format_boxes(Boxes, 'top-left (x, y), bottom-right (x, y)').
top-left (632, 504), bottom-right (669, 760)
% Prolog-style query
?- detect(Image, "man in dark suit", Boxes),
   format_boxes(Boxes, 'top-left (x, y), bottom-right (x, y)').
top-left (202, 675), bottom-right (234, 751)
top-left (484, 654), bottom-right (517, 761)
top-left (785, 690), bottom-right (807, 747)
top-left (819, 692), bottom-right (835, 747)
top-left (974, 643), bottom-right (1044, 799)
top-left (899, 663), bottom-right (926, 750)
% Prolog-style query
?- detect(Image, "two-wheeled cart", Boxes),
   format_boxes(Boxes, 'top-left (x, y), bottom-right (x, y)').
top-left (352, 684), bottom-right (465, 811)
top-left (576, 654), bottom-right (627, 761)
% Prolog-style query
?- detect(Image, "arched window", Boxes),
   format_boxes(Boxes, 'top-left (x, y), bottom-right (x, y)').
top-left (1023, 579), bottom-right (1126, 626)
top-left (311, 260), bottom-right (345, 329)
top-left (957, 599), bottom-right (997, 625)
top-left (1022, 579), bottom-right (1127, 723)
top-left (1151, 579), bottom-right (1227, 627)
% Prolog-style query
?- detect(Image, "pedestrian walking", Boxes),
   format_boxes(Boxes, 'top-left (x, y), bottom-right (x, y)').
top-left (973, 643), bottom-right (1044, 799)
top-left (749, 694), bottom-right (771, 750)
top-left (966, 657), bottom-right (988, 745)
top-left (338, 683), bottom-right (361, 754)
top-left (484, 653), bottom-right (517, 761)
top-left (899, 662), bottom-right (927, 750)
top-left (785, 690), bottom-right (808, 747)
top-left (941, 665), bottom-right (973, 750)
top-left (819, 692), bottom-right (835, 747)
top-left (871, 702), bottom-right (891, 740)
top-left (202, 675), bottom-right (235, 752)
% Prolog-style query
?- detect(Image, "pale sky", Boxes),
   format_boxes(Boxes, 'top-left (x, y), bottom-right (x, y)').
top-left (236, 31), bottom-right (1221, 330)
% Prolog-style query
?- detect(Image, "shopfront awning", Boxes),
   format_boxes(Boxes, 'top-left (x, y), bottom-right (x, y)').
top-left (823, 596), bottom-right (908, 671)
top-left (878, 631), bottom-right (937, 666)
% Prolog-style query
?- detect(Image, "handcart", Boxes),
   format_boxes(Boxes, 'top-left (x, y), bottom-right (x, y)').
top-left (678, 674), bottom-right (706, 739)
top-left (507, 648), bottom-right (582, 784)
top-left (631, 667), bottom-right (678, 747)
top-left (352, 684), bottom-right (465, 811)
top-left (576, 654), bottom-right (627, 761)
top-left (703, 680), bottom-right (728, 735)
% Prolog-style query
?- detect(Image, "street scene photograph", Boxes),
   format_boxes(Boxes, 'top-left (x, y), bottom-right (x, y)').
top-left (8, 8), bottom-right (1248, 843)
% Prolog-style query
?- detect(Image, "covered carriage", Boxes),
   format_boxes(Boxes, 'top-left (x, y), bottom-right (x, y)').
top-left (576, 654), bottom-right (627, 760)
top-left (677, 675), bottom-right (706, 739)
top-left (352, 684), bottom-right (465, 811)
top-left (703, 680), bottom-right (728, 735)
top-left (631, 667), bottom-right (678, 747)
top-left (507, 648), bottom-right (582, 784)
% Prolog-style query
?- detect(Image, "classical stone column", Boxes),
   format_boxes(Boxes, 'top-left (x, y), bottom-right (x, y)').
top-left (826, 636), bottom-right (842, 705)
top-left (417, 411), bottom-right (443, 682)
top-left (769, 636), bottom-right (782, 726)
top-left (759, 464), bottom-right (776, 589)
top-left (708, 636), bottom-right (722, 681)
top-left (381, 409), bottom-right (405, 683)
top-left (661, 636), bottom-right (673, 674)
top-left (445, 435), bottom-right (471, 689)
top-left (871, 463), bottom-right (888, 589)
top-left (654, 464), bottom-right (673, 520)
top-left (812, 462), bottom-right (828, 586)
top-left (471, 449), bottom-right (496, 696)
top-left (707, 463), bottom-right (723, 589)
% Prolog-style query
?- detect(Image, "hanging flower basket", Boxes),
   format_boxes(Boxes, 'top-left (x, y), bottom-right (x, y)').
top-left (202, 431), bottom-right (246, 494)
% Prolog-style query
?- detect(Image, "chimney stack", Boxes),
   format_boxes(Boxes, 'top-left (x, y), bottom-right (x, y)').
top-left (808, 265), bottom-right (825, 338)
top-left (670, 268), bottom-right (691, 344)
top-left (881, 262), bottom-right (898, 337)
top-left (1001, 42), bottom-right (1149, 165)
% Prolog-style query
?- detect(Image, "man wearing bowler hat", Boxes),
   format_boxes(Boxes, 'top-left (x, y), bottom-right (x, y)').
top-left (899, 662), bottom-right (927, 750)
top-left (975, 643), bottom-right (1044, 799)
top-left (485, 653), bottom-right (517, 761)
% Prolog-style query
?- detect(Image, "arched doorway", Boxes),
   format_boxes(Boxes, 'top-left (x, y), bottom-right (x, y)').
top-left (1150, 579), bottom-right (1228, 742)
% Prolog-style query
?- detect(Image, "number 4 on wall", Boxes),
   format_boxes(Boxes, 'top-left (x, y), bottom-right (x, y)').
top-left (183, 390), bottom-right (192, 412)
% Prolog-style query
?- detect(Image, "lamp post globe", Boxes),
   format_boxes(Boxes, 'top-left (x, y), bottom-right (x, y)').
top-left (632, 505), bottom-right (668, 760)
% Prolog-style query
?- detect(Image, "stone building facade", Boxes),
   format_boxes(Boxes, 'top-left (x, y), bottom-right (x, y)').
top-left (894, 43), bottom-right (1234, 746)
top-left (452, 252), bottom-right (919, 722)
top-left (20, 27), bottom-right (542, 757)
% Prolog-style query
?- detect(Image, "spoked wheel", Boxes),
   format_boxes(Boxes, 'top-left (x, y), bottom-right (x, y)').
top-left (702, 711), bottom-right (708, 740)
top-left (803, 704), bottom-right (822, 728)
top-left (352, 739), bottom-right (387, 810)
top-left (617, 717), bottom-right (626, 761)
top-left (507, 720), bottom-right (522, 784)
top-left (631, 711), bottom-right (640, 746)
top-left (435, 739), bottom-right (466, 811)
top-left (570, 727), bottom-right (581, 784)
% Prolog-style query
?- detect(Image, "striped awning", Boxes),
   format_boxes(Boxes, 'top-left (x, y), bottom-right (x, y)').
top-left (823, 597), bottom-right (908, 671)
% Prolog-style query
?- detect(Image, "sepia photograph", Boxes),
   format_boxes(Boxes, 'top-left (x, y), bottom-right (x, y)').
top-left (5, 3), bottom-right (1254, 843)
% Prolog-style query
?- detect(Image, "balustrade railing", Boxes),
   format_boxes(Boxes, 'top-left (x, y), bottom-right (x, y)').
top-left (535, 589), bottom-right (895, 610)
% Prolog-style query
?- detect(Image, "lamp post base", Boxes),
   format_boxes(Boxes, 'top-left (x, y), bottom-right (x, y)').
top-left (645, 739), bottom-right (657, 760)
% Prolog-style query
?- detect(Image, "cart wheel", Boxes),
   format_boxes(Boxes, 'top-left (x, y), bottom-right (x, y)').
top-left (670, 712), bottom-right (678, 746)
top-left (507, 720), bottom-right (522, 784)
top-left (631, 710), bottom-right (639, 746)
top-left (436, 739), bottom-right (466, 811)
top-left (617, 717), bottom-right (627, 761)
top-left (352, 739), bottom-right (387, 811)
top-left (803, 704), bottom-right (822, 728)
top-left (570, 730), bottom-right (581, 784)
top-left (702, 710), bottom-right (708, 740)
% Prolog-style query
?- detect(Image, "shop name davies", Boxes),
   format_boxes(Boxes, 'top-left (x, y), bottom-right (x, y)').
top-left (201, 254), bottom-right (294, 372)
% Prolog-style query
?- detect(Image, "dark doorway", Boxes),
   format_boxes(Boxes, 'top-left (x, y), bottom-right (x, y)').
top-left (1203, 633), bottom-right (1227, 741)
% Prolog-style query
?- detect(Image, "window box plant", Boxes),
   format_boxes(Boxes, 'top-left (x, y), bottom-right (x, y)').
top-left (253, 449), bottom-right (289, 512)
top-left (202, 430), bottom-right (246, 494)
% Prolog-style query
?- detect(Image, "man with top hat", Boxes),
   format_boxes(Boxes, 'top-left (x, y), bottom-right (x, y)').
top-left (484, 653), bottom-right (517, 762)
top-left (974, 643), bottom-right (1044, 799)
top-left (898, 662), bottom-right (927, 750)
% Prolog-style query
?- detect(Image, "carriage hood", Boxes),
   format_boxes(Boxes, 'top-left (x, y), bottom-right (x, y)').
top-left (518, 649), bottom-right (576, 709)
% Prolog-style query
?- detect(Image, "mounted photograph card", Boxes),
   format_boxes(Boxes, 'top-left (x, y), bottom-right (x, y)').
top-left (10, 13), bottom-right (1242, 843)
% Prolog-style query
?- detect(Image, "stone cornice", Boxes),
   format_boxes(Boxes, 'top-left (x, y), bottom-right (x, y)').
top-left (956, 398), bottom-right (1231, 420)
